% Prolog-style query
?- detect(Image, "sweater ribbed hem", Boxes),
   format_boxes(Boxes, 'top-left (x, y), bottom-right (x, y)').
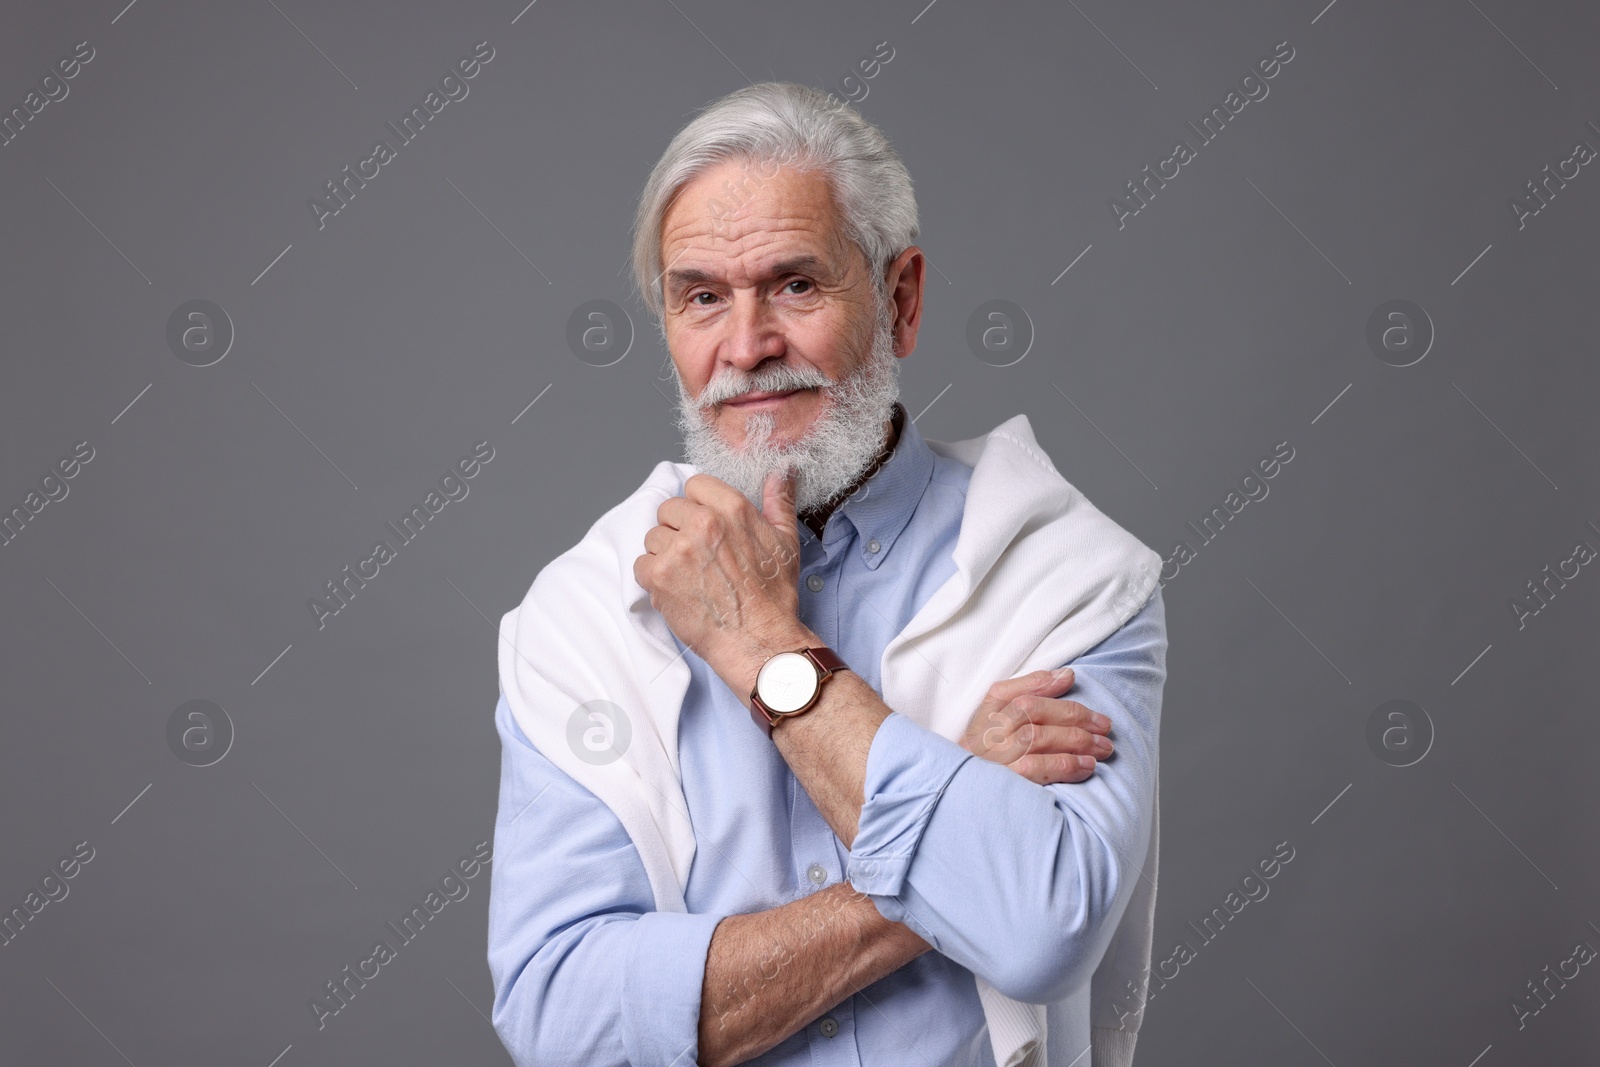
top-left (1090, 1025), bottom-right (1138, 1066)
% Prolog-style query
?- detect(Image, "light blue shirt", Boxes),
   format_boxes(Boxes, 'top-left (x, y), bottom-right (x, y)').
top-left (487, 406), bottom-right (1168, 1066)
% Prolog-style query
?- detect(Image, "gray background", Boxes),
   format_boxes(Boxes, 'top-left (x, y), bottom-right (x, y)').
top-left (2, 0), bottom-right (1596, 1064)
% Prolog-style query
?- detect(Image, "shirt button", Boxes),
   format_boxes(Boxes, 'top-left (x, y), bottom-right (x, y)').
top-left (820, 1017), bottom-right (839, 1038)
top-left (807, 863), bottom-right (828, 885)
top-left (867, 538), bottom-right (881, 554)
top-left (806, 574), bottom-right (825, 592)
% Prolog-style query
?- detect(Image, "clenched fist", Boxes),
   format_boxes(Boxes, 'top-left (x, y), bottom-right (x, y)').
top-left (634, 469), bottom-right (806, 677)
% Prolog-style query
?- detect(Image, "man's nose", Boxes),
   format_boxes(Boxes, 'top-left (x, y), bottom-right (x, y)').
top-left (722, 292), bottom-right (786, 372)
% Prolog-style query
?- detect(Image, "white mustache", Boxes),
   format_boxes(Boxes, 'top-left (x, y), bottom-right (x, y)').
top-left (695, 363), bottom-right (835, 409)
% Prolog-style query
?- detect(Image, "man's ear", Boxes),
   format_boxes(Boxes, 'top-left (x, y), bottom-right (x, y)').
top-left (885, 245), bottom-right (925, 359)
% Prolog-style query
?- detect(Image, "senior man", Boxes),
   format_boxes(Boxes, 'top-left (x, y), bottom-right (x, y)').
top-left (489, 83), bottom-right (1166, 1067)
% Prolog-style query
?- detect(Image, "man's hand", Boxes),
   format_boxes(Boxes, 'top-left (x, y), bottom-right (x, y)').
top-left (634, 469), bottom-right (806, 680)
top-left (960, 667), bottom-right (1115, 784)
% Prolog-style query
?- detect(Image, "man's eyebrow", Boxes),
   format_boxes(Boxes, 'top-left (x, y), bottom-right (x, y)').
top-left (664, 255), bottom-right (832, 295)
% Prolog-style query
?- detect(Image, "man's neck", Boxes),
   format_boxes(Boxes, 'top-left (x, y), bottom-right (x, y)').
top-left (798, 404), bottom-right (904, 540)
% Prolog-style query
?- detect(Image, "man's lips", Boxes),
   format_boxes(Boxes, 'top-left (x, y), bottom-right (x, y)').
top-left (722, 388), bottom-right (807, 408)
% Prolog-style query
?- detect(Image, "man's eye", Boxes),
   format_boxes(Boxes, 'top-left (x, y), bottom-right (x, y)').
top-left (691, 292), bottom-right (718, 305)
top-left (784, 279), bottom-right (812, 295)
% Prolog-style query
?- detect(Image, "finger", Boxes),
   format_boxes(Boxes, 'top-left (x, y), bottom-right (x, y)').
top-left (975, 700), bottom-right (1030, 737)
top-left (983, 667), bottom-right (1074, 708)
top-left (1010, 752), bottom-right (1097, 786)
top-left (973, 695), bottom-right (1107, 756)
top-left (973, 717), bottom-right (1029, 763)
top-left (657, 495), bottom-right (694, 530)
top-left (762, 468), bottom-right (797, 536)
top-left (642, 525), bottom-right (672, 555)
top-left (1035, 666), bottom-right (1075, 696)
top-left (961, 703), bottom-right (1027, 760)
top-left (1010, 694), bottom-right (1112, 735)
top-left (1021, 666), bottom-right (1077, 702)
top-left (1012, 723), bottom-right (1114, 759)
top-left (684, 472), bottom-right (744, 510)
top-left (661, 497), bottom-right (725, 544)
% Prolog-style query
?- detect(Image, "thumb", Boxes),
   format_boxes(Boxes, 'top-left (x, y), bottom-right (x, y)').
top-left (762, 467), bottom-right (797, 534)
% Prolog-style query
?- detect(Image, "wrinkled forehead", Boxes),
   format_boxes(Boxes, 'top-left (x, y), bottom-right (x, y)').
top-left (658, 160), bottom-right (860, 289)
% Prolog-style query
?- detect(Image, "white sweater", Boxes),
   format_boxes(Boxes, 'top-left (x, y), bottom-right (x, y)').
top-left (498, 412), bottom-right (1163, 1067)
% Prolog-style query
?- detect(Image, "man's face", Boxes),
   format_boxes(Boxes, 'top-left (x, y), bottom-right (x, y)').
top-left (658, 159), bottom-right (882, 451)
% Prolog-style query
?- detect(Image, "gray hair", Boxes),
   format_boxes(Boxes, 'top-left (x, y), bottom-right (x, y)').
top-left (630, 81), bottom-right (919, 324)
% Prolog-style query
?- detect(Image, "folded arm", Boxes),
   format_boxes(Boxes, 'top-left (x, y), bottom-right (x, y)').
top-left (503, 466), bottom-right (1166, 1063)
top-left (696, 880), bottom-right (929, 1066)
top-left (709, 589), bottom-right (1167, 1004)
top-left (486, 632), bottom-right (1141, 1067)
top-left (862, 590), bottom-right (1165, 1002)
top-left (487, 693), bottom-right (721, 1067)
top-left (489, 692), bottom-right (931, 1067)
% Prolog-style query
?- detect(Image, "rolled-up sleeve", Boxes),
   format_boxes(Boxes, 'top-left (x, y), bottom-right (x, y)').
top-left (845, 588), bottom-right (1167, 1005)
top-left (487, 692), bottom-right (721, 1067)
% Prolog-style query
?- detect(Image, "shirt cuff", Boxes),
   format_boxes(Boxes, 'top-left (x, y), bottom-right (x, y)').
top-left (846, 712), bottom-right (972, 898)
top-left (620, 910), bottom-right (722, 1067)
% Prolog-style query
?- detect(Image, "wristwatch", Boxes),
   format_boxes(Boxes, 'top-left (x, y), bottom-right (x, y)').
top-left (748, 646), bottom-right (849, 736)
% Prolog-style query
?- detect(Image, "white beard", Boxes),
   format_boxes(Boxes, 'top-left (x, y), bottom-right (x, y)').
top-left (673, 296), bottom-right (902, 515)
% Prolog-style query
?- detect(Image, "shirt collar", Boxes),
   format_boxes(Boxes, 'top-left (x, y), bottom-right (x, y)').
top-left (804, 402), bottom-right (934, 570)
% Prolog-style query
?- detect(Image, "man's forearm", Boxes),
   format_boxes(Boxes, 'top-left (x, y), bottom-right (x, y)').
top-left (709, 618), bottom-right (891, 848)
top-left (698, 881), bottom-right (929, 1067)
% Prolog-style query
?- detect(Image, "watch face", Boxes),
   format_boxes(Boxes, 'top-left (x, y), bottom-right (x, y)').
top-left (756, 652), bottom-right (817, 715)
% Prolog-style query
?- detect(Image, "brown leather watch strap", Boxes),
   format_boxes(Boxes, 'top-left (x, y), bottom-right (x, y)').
top-left (802, 645), bottom-right (847, 677)
top-left (748, 645), bottom-right (849, 737)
